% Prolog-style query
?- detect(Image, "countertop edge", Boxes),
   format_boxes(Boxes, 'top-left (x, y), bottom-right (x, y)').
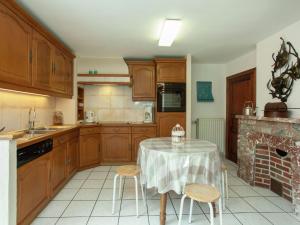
top-left (236, 115), bottom-right (300, 124)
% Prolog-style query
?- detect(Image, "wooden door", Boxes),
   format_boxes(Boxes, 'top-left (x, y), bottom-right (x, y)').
top-left (101, 133), bottom-right (131, 162)
top-left (51, 143), bottom-right (67, 194)
top-left (65, 57), bottom-right (73, 96)
top-left (52, 49), bottom-right (66, 93)
top-left (67, 137), bottom-right (78, 176)
top-left (17, 153), bottom-right (50, 225)
top-left (226, 68), bottom-right (256, 163)
top-left (79, 134), bottom-right (100, 167)
top-left (0, 3), bottom-right (32, 86)
top-left (132, 133), bottom-right (155, 161)
top-left (32, 30), bottom-right (52, 90)
top-left (157, 112), bottom-right (186, 137)
top-left (132, 65), bottom-right (155, 100)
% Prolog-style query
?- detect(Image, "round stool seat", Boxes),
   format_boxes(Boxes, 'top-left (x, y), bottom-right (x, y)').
top-left (184, 184), bottom-right (221, 203)
top-left (116, 165), bottom-right (140, 177)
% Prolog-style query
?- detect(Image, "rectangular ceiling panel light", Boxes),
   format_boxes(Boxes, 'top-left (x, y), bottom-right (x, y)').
top-left (158, 19), bottom-right (181, 47)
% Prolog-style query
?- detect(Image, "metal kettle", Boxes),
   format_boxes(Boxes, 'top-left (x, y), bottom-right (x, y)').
top-left (243, 101), bottom-right (256, 116)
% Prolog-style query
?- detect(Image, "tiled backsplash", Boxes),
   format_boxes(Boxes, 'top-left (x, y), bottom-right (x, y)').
top-left (84, 86), bottom-right (153, 122)
top-left (0, 90), bottom-right (56, 132)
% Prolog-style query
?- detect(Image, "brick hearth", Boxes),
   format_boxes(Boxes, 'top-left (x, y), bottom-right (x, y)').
top-left (236, 115), bottom-right (300, 217)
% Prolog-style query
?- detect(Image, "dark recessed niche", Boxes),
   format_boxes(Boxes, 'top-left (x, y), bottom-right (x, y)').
top-left (276, 149), bottom-right (288, 158)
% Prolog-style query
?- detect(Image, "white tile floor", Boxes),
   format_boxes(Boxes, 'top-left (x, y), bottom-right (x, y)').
top-left (31, 162), bottom-right (300, 225)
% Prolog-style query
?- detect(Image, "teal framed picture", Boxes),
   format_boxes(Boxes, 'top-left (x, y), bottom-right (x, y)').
top-left (197, 81), bottom-right (214, 102)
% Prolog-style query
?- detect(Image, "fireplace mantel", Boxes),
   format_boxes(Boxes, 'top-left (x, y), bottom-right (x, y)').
top-left (236, 115), bottom-right (300, 216)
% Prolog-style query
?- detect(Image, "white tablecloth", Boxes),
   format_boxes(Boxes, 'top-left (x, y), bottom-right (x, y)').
top-left (137, 137), bottom-right (222, 194)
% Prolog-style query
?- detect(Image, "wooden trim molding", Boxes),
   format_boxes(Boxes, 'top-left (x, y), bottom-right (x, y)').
top-left (77, 81), bottom-right (131, 86)
top-left (77, 74), bottom-right (130, 77)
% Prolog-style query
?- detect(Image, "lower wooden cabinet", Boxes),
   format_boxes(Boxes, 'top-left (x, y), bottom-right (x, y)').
top-left (101, 133), bottom-right (131, 163)
top-left (67, 137), bottom-right (78, 176)
top-left (157, 112), bottom-right (186, 137)
top-left (17, 153), bottom-right (51, 225)
top-left (51, 143), bottom-right (67, 195)
top-left (79, 134), bottom-right (100, 168)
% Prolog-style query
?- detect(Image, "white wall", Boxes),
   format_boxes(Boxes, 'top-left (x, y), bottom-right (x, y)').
top-left (191, 64), bottom-right (226, 120)
top-left (257, 20), bottom-right (300, 117)
top-left (226, 50), bottom-right (256, 76)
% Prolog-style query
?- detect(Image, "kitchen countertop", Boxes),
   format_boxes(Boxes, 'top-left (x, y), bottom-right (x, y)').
top-left (1, 122), bottom-right (157, 149)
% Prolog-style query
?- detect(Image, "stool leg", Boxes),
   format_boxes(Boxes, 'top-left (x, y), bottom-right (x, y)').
top-left (178, 194), bottom-right (187, 225)
top-left (118, 176), bottom-right (123, 199)
top-left (188, 199), bottom-right (193, 223)
top-left (218, 198), bottom-right (223, 225)
top-left (140, 179), bottom-right (146, 206)
top-left (221, 172), bottom-right (225, 210)
top-left (112, 174), bottom-right (119, 214)
top-left (208, 202), bottom-right (214, 225)
top-left (134, 176), bottom-right (139, 217)
top-left (225, 170), bottom-right (228, 200)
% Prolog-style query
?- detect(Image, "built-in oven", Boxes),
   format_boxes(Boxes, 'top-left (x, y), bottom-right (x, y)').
top-left (157, 83), bottom-right (186, 112)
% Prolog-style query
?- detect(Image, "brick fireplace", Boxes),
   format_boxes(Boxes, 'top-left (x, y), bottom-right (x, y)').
top-left (255, 145), bottom-right (292, 201)
top-left (236, 115), bottom-right (300, 217)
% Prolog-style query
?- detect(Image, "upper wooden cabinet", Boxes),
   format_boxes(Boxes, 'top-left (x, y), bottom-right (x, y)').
top-left (0, 3), bottom-right (32, 87)
top-left (126, 60), bottom-right (156, 101)
top-left (155, 58), bottom-right (186, 83)
top-left (157, 112), bottom-right (186, 137)
top-left (0, 2), bottom-right (74, 98)
top-left (32, 31), bottom-right (52, 90)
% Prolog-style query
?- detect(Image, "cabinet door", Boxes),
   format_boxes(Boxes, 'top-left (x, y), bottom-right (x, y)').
top-left (79, 134), bottom-right (100, 168)
top-left (51, 143), bottom-right (67, 194)
top-left (65, 57), bottom-right (73, 96)
top-left (101, 133), bottom-right (131, 162)
top-left (67, 137), bottom-right (78, 176)
top-left (132, 65), bottom-right (155, 100)
top-left (157, 112), bottom-right (186, 137)
top-left (132, 133), bottom-right (156, 161)
top-left (51, 49), bottom-right (66, 93)
top-left (18, 153), bottom-right (50, 225)
top-left (0, 3), bottom-right (32, 86)
top-left (32, 30), bottom-right (52, 90)
top-left (156, 62), bottom-right (186, 83)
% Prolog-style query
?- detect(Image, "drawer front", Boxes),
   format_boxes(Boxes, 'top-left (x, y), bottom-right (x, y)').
top-left (101, 126), bottom-right (131, 134)
top-left (132, 126), bottom-right (156, 135)
top-left (53, 131), bottom-right (78, 147)
top-left (80, 127), bottom-right (101, 135)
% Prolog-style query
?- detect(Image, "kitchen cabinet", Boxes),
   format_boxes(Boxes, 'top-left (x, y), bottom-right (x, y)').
top-left (52, 49), bottom-right (67, 94)
top-left (131, 126), bottom-right (156, 161)
top-left (17, 153), bottom-right (51, 225)
top-left (157, 112), bottom-right (186, 137)
top-left (67, 137), bottom-right (78, 176)
top-left (155, 58), bottom-right (186, 83)
top-left (0, 3), bottom-right (32, 87)
top-left (31, 30), bottom-right (52, 90)
top-left (51, 142), bottom-right (67, 195)
top-left (101, 133), bottom-right (132, 162)
top-left (126, 60), bottom-right (156, 101)
top-left (0, 1), bottom-right (74, 98)
top-left (79, 132), bottom-right (100, 168)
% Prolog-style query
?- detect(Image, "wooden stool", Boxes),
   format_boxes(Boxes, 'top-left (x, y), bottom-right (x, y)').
top-left (221, 163), bottom-right (228, 209)
top-left (178, 184), bottom-right (222, 225)
top-left (112, 165), bottom-right (145, 217)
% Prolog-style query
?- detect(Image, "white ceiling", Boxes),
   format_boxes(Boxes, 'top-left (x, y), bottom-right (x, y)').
top-left (17, 0), bottom-right (300, 63)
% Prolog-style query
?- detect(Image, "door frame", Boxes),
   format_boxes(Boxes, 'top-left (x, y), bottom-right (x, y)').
top-left (226, 68), bottom-right (256, 162)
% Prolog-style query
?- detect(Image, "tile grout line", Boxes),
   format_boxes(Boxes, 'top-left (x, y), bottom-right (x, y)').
top-left (54, 169), bottom-right (93, 225)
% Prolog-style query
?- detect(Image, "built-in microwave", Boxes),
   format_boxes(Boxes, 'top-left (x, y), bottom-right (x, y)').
top-left (157, 83), bottom-right (186, 112)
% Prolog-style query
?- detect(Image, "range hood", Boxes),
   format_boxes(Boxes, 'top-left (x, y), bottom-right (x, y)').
top-left (77, 74), bottom-right (131, 86)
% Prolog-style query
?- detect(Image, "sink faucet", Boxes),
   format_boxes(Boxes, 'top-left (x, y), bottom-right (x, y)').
top-left (28, 107), bottom-right (36, 130)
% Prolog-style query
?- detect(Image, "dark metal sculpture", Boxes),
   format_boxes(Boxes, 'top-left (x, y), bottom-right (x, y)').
top-left (267, 37), bottom-right (300, 102)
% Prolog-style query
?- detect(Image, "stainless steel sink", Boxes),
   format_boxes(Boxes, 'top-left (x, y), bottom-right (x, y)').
top-left (26, 127), bottom-right (58, 134)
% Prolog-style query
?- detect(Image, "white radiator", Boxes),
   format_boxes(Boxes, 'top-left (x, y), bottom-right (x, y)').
top-left (194, 118), bottom-right (226, 153)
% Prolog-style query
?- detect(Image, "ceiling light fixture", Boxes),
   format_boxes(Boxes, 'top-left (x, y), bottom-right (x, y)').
top-left (158, 19), bottom-right (182, 47)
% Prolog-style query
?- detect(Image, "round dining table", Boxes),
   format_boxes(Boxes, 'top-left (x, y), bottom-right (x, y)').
top-left (137, 137), bottom-right (222, 225)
